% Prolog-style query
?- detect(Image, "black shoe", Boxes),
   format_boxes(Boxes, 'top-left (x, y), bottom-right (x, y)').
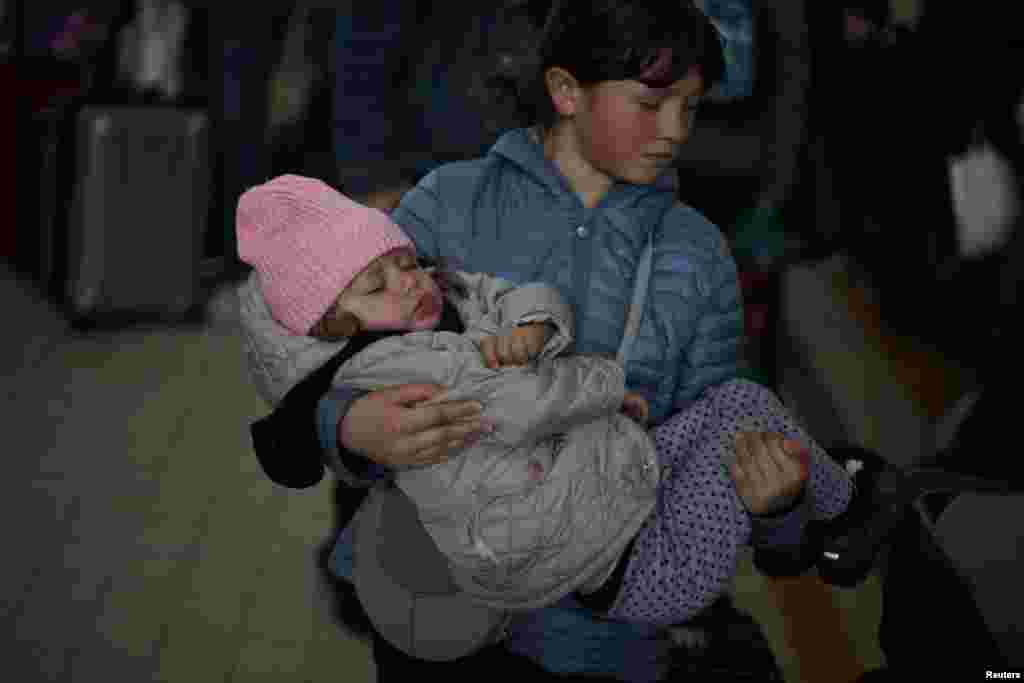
top-left (813, 446), bottom-right (897, 588)
top-left (746, 445), bottom-right (888, 583)
top-left (752, 535), bottom-right (822, 578)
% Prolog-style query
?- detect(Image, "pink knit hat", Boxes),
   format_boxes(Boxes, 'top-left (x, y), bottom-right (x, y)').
top-left (236, 175), bottom-right (413, 335)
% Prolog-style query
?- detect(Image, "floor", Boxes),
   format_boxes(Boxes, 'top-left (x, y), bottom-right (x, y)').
top-left (1, 247), bottom-right (969, 682)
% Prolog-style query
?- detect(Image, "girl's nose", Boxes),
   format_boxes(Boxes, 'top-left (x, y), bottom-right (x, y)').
top-left (660, 100), bottom-right (692, 145)
top-left (399, 270), bottom-right (417, 294)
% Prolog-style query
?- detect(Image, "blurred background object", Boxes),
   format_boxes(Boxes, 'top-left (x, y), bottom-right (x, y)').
top-left (114, 0), bottom-right (189, 101)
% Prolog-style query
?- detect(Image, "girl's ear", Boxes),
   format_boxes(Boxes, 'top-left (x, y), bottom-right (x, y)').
top-left (310, 309), bottom-right (362, 341)
top-left (335, 312), bottom-right (362, 338)
top-left (545, 67), bottom-right (580, 117)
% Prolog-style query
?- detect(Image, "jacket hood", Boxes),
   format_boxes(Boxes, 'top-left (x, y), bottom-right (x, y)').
top-left (238, 272), bottom-right (349, 407)
top-left (489, 127), bottom-right (679, 207)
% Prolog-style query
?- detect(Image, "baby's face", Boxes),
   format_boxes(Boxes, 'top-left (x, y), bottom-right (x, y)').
top-left (323, 247), bottom-right (443, 335)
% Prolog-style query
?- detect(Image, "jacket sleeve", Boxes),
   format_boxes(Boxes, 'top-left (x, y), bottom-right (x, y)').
top-left (437, 354), bottom-right (626, 449)
top-left (452, 271), bottom-right (574, 361)
top-left (336, 334), bottom-right (626, 451)
top-left (672, 232), bottom-right (745, 412)
top-left (317, 387), bottom-right (392, 487)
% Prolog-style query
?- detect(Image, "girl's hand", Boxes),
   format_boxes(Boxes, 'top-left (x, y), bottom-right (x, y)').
top-left (340, 384), bottom-right (488, 467)
top-left (479, 322), bottom-right (555, 370)
top-left (621, 392), bottom-right (649, 426)
top-left (730, 431), bottom-right (809, 516)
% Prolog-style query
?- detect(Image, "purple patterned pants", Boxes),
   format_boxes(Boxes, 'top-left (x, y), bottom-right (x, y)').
top-left (607, 379), bottom-right (854, 625)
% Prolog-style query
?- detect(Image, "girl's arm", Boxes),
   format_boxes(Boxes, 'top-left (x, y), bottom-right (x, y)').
top-left (317, 387), bottom-right (388, 483)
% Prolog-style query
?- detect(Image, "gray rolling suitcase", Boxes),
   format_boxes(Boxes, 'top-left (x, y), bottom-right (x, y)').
top-left (53, 105), bottom-right (210, 328)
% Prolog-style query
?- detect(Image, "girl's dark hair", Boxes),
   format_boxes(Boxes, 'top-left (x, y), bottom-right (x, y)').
top-left (489, 0), bottom-right (726, 130)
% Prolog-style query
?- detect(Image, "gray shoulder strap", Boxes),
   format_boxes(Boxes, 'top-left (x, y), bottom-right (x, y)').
top-left (617, 232), bottom-right (654, 367)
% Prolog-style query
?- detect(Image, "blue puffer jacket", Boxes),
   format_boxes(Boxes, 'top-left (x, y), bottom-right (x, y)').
top-left (395, 127), bottom-right (744, 427)
top-left (377, 127), bottom-right (745, 681)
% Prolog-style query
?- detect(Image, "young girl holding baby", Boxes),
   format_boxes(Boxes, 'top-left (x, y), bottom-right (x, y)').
top-left (242, 2), bottom-right (855, 681)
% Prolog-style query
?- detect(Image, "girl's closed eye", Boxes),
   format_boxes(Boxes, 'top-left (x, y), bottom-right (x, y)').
top-left (638, 97), bottom-right (700, 115)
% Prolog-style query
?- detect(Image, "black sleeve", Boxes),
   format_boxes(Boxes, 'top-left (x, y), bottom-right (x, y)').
top-left (250, 399), bottom-right (327, 489)
top-left (249, 345), bottom-right (356, 489)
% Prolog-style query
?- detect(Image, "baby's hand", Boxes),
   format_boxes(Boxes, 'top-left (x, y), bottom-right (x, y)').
top-left (479, 322), bottom-right (555, 370)
top-left (621, 392), bottom-right (649, 426)
top-left (730, 431), bottom-right (809, 516)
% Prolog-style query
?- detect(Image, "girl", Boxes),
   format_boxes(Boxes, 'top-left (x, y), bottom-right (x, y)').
top-left (248, 2), bottom-right (854, 680)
